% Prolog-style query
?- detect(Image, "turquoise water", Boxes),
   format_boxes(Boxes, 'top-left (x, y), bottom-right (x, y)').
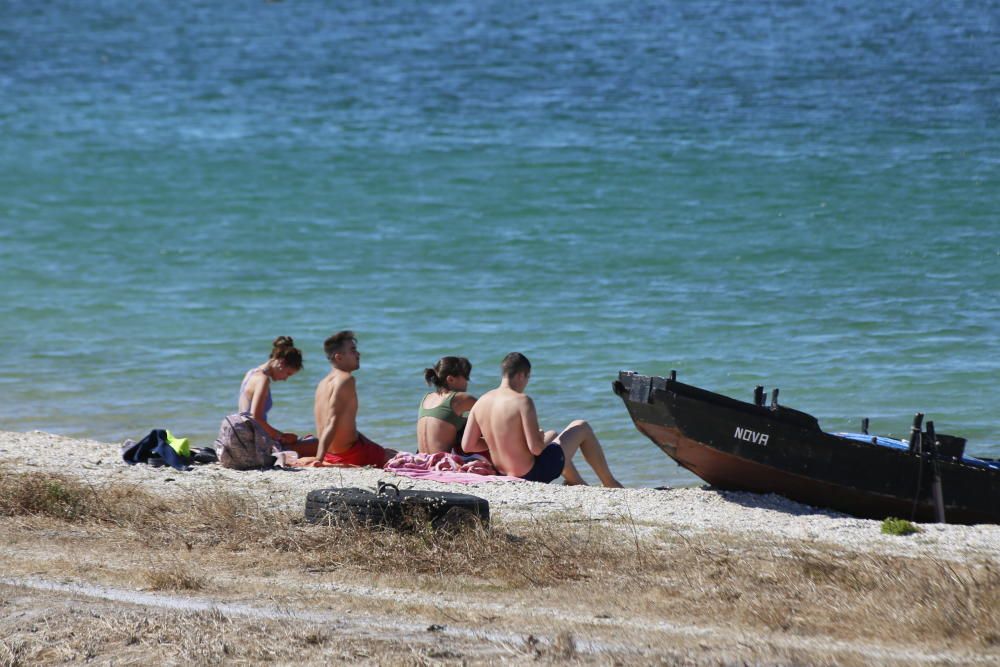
top-left (1, 1), bottom-right (997, 487)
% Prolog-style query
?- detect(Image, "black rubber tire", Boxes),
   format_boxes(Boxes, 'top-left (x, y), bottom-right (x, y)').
top-left (305, 486), bottom-right (489, 528)
top-left (304, 488), bottom-right (391, 526)
top-left (384, 488), bottom-right (490, 529)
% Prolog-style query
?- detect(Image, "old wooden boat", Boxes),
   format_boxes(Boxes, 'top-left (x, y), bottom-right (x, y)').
top-left (613, 371), bottom-right (1000, 525)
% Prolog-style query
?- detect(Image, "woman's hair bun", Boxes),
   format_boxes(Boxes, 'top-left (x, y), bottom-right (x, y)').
top-left (273, 335), bottom-right (294, 348)
top-left (424, 357), bottom-right (471, 388)
top-left (269, 335), bottom-right (303, 369)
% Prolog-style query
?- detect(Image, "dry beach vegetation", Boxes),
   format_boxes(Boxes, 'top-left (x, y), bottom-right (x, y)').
top-left (1, 431), bottom-right (998, 665)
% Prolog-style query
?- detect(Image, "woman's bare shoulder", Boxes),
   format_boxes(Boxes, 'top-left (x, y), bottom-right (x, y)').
top-left (244, 369), bottom-right (270, 389)
top-left (453, 392), bottom-right (477, 412)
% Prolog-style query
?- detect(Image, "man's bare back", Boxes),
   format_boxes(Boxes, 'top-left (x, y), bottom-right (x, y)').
top-left (463, 352), bottom-right (623, 487)
top-left (467, 386), bottom-right (546, 478)
top-left (311, 331), bottom-right (395, 467)
top-left (313, 369), bottom-right (358, 458)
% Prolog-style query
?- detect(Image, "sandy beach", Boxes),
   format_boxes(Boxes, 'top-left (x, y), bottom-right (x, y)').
top-left (2, 430), bottom-right (998, 665)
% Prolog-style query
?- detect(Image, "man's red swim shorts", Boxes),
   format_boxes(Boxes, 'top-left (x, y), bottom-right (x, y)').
top-left (322, 433), bottom-right (389, 467)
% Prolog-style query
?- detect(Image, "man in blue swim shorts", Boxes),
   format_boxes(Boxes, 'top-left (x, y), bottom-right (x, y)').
top-left (461, 352), bottom-right (623, 487)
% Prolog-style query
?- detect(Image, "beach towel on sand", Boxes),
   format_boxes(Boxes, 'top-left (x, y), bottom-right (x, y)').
top-left (384, 451), bottom-right (525, 484)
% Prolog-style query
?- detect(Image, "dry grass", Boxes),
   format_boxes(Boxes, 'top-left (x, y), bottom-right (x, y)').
top-left (143, 562), bottom-right (207, 591)
top-left (0, 638), bottom-right (26, 667)
top-left (0, 469), bottom-right (591, 587)
top-left (0, 590), bottom-right (632, 666)
top-left (633, 529), bottom-right (1000, 649)
top-left (1, 468), bottom-right (998, 662)
top-left (0, 468), bottom-right (171, 526)
top-left (0, 597), bottom-right (478, 666)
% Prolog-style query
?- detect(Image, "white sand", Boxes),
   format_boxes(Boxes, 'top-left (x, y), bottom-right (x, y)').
top-left (3, 430), bottom-right (998, 562)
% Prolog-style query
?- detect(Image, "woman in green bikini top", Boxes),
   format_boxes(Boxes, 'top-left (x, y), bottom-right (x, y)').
top-left (417, 356), bottom-right (477, 454)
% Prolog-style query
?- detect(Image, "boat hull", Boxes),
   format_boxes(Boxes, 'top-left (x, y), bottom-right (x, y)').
top-left (615, 372), bottom-right (1000, 525)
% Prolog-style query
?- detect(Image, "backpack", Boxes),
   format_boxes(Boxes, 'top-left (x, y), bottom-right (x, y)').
top-left (215, 412), bottom-right (279, 470)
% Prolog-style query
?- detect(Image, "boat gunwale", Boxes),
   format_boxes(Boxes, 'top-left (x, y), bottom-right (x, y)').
top-left (616, 370), bottom-right (998, 474)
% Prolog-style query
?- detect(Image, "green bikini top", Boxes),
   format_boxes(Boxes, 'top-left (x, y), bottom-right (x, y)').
top-left (417, 391), bottom-right (467, 429)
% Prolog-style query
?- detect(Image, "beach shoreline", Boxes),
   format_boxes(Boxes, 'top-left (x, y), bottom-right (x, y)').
top-left (3, 430), bottom-right (998, 560)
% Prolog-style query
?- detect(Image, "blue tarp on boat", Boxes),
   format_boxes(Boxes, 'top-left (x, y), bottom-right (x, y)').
top-left (835, 432), bottom-right (1000, 471)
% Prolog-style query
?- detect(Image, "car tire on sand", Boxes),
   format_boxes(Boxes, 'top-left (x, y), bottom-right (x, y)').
top-left (305, 482), bottom-right (490, 529)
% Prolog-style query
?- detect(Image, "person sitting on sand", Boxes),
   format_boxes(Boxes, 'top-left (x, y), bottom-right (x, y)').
top-left (461, 352), bottom-right (623, 487)
top-left (238, 336), bottom-right (315, 457)
top-left (312, 330), bottom-right (396, 467)
top-left (417, 356), bottom-right (477, 455)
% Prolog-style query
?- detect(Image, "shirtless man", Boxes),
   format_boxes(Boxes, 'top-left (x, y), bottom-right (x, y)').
top-left (461, 352), bottom-right (622, 487)
top-left (313, 331), bottom-right (396, 467)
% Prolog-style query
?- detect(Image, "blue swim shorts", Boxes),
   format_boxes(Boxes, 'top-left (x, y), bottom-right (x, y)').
top-left (520, 443), bottom-right (565, 483)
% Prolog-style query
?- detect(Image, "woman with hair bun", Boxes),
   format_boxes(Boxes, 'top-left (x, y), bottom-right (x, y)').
top-left (238, 336), bottom-right (314, 456)
top-left (416, 356), bottom-right (477, 454)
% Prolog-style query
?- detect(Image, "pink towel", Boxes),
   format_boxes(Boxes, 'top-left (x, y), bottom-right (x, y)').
top-left (389, 469), bottom-right (525, 484)
top-left (384, 452), bottom-right (525, 484)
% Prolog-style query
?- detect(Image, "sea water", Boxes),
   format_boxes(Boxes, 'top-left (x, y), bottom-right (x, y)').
top-left (0, 1), bottom-right (997, 487)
